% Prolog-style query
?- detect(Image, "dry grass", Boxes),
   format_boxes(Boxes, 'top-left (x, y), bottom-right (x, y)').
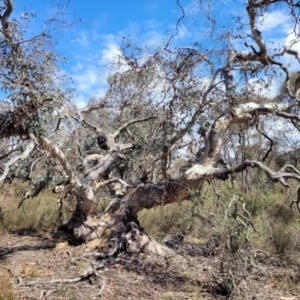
top-left (138, 201), bottom-right (193, 238)
top-left (1, 179), bottom-right (300, 299)
top-left (274, 273), bottom-right (300, 296)
top-left (0, 273), bottom-right (15, 300)
top-left (20, 265), bottom-right (40, 279)
top-left (0, 183), bottom-right (72, 235)
top-left (1, 179), bottom-right (300, 259)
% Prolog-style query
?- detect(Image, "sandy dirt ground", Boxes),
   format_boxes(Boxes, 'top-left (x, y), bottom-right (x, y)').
top-left (0, 233), bottom-right (299, 300)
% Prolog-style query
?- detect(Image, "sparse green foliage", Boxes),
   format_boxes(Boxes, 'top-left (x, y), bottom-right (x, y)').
top-left (139, 178), bottom-right (300, 259)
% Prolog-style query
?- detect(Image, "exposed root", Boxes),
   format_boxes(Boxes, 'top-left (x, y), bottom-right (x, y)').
top-left (19, 217), bottom-right (189, 297)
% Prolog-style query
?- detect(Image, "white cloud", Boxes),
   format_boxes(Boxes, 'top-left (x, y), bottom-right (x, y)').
top-left (247, 78), bottom-right (279, 98)
top-left (144, 19), bottom-right (160, 31)
top-left (69, 33), bottom-right (129, 103)
top-left (285, 32), bottom-right (300, 54)
top-left (71, 62), bottom-right (84, 72)
top-left (72, 67), bottom-right (100, 91)
top-left (74, 88), bottom-right (107, 109)
top-left (64, 11), bottom-right (194, 106)
top-left (258, 11), bottom-right (291, 32)
top-left (145, 3), bottom-right (158, 12)
top-left (100, 42), bottom-right (122, 65)
top-left (71, 30), bottom-right (90, 48)
top-left (276, 32), bottom-right (300, 71)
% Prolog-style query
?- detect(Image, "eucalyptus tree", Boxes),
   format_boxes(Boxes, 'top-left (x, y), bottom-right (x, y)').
top-left (1, 0), bottom-right (300, 254)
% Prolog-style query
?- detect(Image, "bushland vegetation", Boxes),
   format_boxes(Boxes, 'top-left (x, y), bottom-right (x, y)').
top-left (2, 0), bottom-right (300, 298)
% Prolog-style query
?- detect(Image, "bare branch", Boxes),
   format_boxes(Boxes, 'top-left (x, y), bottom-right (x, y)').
top-left (119, 143), bottom-right (135, 151)
top-left (112, 116), bottom-right (156, 139)
top-left (95, 177), bottom-right (133, 190)
top-left (0, 141), bottom-right (35, 182)
top-left (273, 36), bottom-right (300, 64)
top-left (279, 164), bottom-right (300, 175)
top-left (256, 124), bottom-right (274, 162)
top-left (175, 0), bottom-right (185, 36)
top-left (246, 3), bottom-right (266, 60)
top-left (0, 147), bottom-right (22, 160)
top-left (276, 111), bottom-right (300, 122)
top-left (79, 97), bottom-right (111, 114)
top-left (18, 263), bottom-right (105, 286)
top-left (31, 134), bottom-right (79, 187)
top-left (218, 160), bottom-right (300, 188)
top-left (86, 149), bottom-right (119, 182)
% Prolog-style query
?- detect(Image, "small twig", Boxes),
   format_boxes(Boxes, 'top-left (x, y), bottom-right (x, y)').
top-left (256, 124), bottom-right (274, 162)
top-left (97, 276), bottom-right (106, 297)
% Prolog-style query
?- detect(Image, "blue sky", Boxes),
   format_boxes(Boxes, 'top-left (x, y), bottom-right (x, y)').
top-left (10, 0), bottom-right (195, 105)
top-left (6, 0), bottom-right (300, 105)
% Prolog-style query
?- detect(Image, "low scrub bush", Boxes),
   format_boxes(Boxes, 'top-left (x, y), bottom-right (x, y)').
top-left (1, 177), bottom-right (300, 258)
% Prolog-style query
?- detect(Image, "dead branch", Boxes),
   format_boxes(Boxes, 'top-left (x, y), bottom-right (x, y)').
top-left (218, 160), bottom-right (300, 187)
top-left (95, 177), bottom-right (133, 190)
top-left (255, 124), bottom-right (274, 162)
top-left (32, 134), bottom-right (79, 187)
top-left (17, 263), bottom-right (105, 286)
top-left (280, 164), bottom-right (300, 175)
top-left (112, 116), bottom-right (157, 138)
top-left (0, 147), bottom-right (23, 160)
top-left (18, 241), bottom-right (126, 287)
top-left (79, 98), bottom-right (110, 114)
top-left (246, 3), bottom-right (266, 61)
top-left (0, 141), bottom-right (35, 182)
